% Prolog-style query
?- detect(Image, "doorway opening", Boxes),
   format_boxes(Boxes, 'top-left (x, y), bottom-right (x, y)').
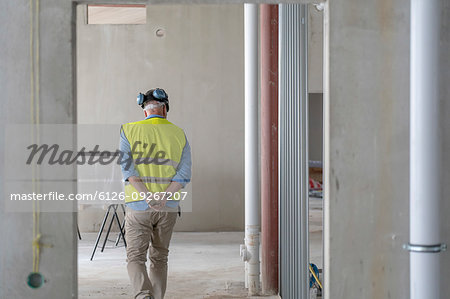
top-left (75, 3), bottom-right (325, 299)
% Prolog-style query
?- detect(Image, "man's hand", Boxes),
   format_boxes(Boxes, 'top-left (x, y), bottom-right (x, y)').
top-left (152, 181), bottom-right (183, 210)
top-left (128, 177), bottom-right (183, 211)
top-left (148, 192), bottom-right (167, 211)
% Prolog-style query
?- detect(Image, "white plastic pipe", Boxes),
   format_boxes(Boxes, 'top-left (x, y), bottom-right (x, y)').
top-left (244, 3), bottom-right (260, 296)
top-left (410, 0), bottom-right (442, 298)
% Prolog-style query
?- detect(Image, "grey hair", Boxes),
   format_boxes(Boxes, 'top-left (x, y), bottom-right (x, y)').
top-left (143, 101), bottom-right (165, 111)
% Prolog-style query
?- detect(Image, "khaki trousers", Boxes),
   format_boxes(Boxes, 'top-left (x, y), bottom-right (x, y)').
top-left (125, 207), bottom-right (178, 299)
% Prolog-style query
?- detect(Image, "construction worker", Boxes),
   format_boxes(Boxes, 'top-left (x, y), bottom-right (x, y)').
top-left (119, 88), bottom-right (191, 299)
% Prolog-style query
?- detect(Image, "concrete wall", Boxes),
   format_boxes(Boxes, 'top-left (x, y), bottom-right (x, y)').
top-left (0, 1), bottom-right (77, 298)
top-left (76, 4), bottom-right (245, 232)
top-left (309, 5), bottom-right (324, 162)
top-left (440, 3), bottom-right (450, 297)
top-left (326, 0), bottom-right (450, 298)
top-left (308, 4), bottom-right (323, 93)
top-left (309, 93), bottom-right (323, 162)
top-left (308, 5), bottom-right (324, 165)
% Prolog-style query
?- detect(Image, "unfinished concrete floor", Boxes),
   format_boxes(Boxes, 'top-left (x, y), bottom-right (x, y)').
top-left (78, 199), bottom-right (322, 299)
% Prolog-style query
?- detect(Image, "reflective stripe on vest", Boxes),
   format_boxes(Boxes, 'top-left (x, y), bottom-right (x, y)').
top-left (134, 158), bottom-right (180, 169)
top-left (122, 117), bottom-right (186, 203)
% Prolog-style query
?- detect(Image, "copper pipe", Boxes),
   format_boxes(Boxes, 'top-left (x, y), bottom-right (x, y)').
top-left (260, 4), bottom-right (279, 295)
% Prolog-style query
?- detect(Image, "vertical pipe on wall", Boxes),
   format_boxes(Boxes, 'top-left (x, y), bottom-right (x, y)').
top-left (409, 0), bottom-right (444, 298)
top-left (244, 3), bottom-right (260, 296)
top-left (260, 4), bottom-right (279, 296)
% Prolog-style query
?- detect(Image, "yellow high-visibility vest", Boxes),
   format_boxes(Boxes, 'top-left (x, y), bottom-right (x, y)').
top-left (121, 117), bottom-right (186, 203)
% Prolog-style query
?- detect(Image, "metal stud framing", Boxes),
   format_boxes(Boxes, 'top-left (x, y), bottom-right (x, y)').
top-left (278, 3), bottom-right (309, 299)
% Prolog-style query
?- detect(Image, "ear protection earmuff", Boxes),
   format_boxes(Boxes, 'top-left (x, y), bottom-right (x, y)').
top-left (137, 88), bottom-right (169, 112)
top-left (137, 93), bottom-right (146, 107)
